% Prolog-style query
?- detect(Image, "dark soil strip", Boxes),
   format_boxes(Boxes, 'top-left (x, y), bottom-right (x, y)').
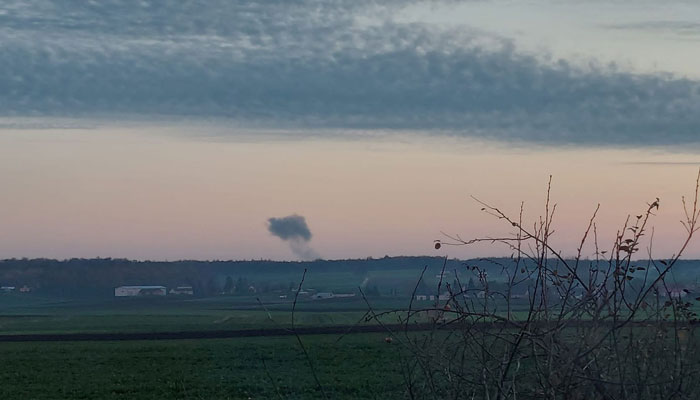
top-left (0, 323), bottom-right (435, 342)
top-left (1, 320), bottom-right (695, 342)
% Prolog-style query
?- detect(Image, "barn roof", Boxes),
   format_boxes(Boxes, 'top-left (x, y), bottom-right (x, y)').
top-left (116, 285), bottom-right (166, 289)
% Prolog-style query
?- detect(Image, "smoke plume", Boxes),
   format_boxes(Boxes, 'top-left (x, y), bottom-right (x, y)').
top-left (267, 214), bottom-right (319, 260)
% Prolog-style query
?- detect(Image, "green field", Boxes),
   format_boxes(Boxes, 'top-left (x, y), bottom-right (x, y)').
top-left (0, 334), bottom-right (405, 399)
top-left (0, 294), bottom-right (413, 399)
top-left (2, 290), bottom-right (699, 399)
top-left (0, 293), bottom-right (418, 335)
top-left (0, 291), bottom-right (688, 335)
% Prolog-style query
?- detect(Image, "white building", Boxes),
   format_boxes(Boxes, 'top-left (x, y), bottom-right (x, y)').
top-left (435, 271), bottom-right (452, 279)
top-left (169, 286), bottom-right (194, 295)
top-left (416, 293), bottom-right (451, 301)
top-left (115, 285), bottom-right (167, 297)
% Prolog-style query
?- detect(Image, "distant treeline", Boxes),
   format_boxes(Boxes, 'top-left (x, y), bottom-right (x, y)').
top-left (0, 257), bottom-right (698, 299)
top-left (0, 256), bottom-right (449, 298)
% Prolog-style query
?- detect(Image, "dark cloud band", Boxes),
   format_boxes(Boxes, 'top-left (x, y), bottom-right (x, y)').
top-left (2, 0), bottom-right (700, 146)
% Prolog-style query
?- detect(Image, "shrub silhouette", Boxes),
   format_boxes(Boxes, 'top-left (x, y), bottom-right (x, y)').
top-left (365, 172), bottom-right (700, 399)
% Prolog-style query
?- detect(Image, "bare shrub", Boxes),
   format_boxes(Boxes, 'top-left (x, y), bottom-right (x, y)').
top-left (368, 172), bottom-right (700, 399)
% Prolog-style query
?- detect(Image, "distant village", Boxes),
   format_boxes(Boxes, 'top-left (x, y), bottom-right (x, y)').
top-left (1, 272), bottom-right (696, 302)
top-left (1, 259), bottom-right (698, 302)
top-left (410, 270), bottom-right (700, 302)
top-left (0, 285), bottom-right (32, 294)
top-left (112, 284), bottom-right (356, 300)
top-left (114, 285), bottom-right (193, 297)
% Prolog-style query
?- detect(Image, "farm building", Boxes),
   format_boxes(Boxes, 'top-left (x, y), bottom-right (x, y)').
top-left (114, 285), bottom-right (167, 297)
top-left (435, 271), bottom-right (452, 279)
top-left (169, 286), bottom-right (194, 295)
top-left (510, 290), bottom-right (529, 300)
top-left (311, 292), bottom-right (356, 300)
top-left (663, 285), bottom-right (692, 299)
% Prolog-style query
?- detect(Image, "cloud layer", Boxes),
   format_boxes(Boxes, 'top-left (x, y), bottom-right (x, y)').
top-left (2, 0), bottom-right (700, 145)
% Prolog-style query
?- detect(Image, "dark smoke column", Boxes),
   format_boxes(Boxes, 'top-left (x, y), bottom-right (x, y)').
top-left (267, 214), bottom-right (320, 260)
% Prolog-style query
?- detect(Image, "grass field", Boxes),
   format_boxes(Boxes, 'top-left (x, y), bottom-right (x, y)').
top-left (0, 294), bottom-right (416, 335)
top-left (0, 293), bottom-right (415, 399)
top-left (0, 334), bottom-right (405, 399)
top-left (1, 291), bottom-right (686, 335)
top-left (2, 291), bottom-right (698, 399)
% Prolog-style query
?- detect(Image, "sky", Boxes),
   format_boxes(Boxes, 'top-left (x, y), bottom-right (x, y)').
top-left (1, 0), bottom-right (700, 260)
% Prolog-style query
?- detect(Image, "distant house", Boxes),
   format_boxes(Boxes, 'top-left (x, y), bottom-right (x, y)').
top-left (435, 271), bottom-right (452, 279)
top-left (416, 293), bottom-right (451, 301)
top-left (19, 285), bottom-right (31, 293)
top-left (510, 290), bottom-right (529, 300)
top-left (0, 286), bottom-right (16, 293)
top-left (114, 286), bottom-right (167, 297)
top-left (661, 285), bottom-right (692, 299)
top-left (169, 286), bottom-right (193, 296)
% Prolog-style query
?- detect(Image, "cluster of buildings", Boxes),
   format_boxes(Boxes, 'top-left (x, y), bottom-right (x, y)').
top-left (311, 292), bottom-right (356, 300)
top-left (287, 288), bottom-right (356, 300)
top-left (415, 293), bottom-right (451, 301)
top-left (114, 285), bottom-right (193, 297)
top-left (415, 284), bottom-right (699, 302)
top-left (1, 285), bottom-right (32, 293)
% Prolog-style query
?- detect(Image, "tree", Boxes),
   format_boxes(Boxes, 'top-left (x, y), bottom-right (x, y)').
top-left (366, 285), bottom-right (381, 297)
top-left (205, 278), bottom-right (219, 296)
top-left (466, 277), bottom-right (475, 292)
top-left (234, 277), bottom-right (248, 295)
top-left (415, 277), bottom-right (430, 295)
top-left (223, 276), bottom-right (234, 294)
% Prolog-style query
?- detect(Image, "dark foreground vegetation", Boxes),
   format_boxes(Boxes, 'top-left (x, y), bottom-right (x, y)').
top-left (0, 328), bottom-right (698, 399)
top-left (0, 334), bottom-right (407, 400)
